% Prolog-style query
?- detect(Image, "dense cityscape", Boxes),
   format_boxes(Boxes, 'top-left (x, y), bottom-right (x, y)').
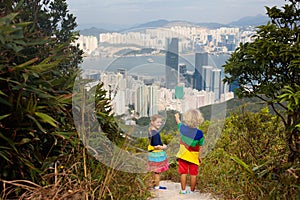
top-left (75, 24), bottom-right (256, 120)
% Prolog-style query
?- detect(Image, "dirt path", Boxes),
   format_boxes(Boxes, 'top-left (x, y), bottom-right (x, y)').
top-left (149, 180), bottom-right (217, 200)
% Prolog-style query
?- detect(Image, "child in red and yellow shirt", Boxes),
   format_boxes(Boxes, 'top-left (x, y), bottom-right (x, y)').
top-left (174, 109), bottom-right (204, 194)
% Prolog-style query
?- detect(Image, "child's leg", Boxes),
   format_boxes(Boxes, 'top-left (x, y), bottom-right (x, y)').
top-left (178, 159), bottom-right (189, 191)
top-left (154, 172), bottom-right (160, 187)
top-left (190, 175), bottom-right (197, 191)
top-left (180, 174), bottom-right (187, 190)
top-left (189, 162), bottom-right (199, 191)
top-left (150, 172), bottom-right (155, 187)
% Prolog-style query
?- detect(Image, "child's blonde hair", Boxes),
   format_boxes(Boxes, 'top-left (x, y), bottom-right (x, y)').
top-left (182, 109), bottom-right (204, 128)
top-left (150, 114), bottom-right (162, 123)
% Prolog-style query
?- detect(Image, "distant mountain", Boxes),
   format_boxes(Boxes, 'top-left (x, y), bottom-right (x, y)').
top-left (229, 14), bottom-right (269, 27)
top-left (119, 15), bottom-right (268, 32)
top-left (122, 19), bottom-right (203, 32)
top-left (79, 15), bottom-right (271, 35)
top-left (128, 19), bottom-right (170, 30)
top-left (79, 27), bottom-right (110, 37)
top-left (196, 22), bottom-right (227, 29)
top-left (163, 20), bottom-right (197, 27)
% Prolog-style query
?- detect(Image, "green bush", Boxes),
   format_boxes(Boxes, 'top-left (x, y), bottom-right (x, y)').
top-left (199, 108), bottom-right (299, 199)
top-left (0, 2), bottom-right (149, 199)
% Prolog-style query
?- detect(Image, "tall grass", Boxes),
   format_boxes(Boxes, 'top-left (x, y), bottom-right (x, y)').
top-left (198, 108), bottom-right (299, 199)
top-left (1, 141), bottom-right (151, 200)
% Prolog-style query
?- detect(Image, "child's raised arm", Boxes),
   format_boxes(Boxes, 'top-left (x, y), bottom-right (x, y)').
top-left (174, 113), bottom-right (181, 124)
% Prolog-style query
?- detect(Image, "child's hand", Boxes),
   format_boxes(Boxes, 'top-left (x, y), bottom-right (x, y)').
top-left (162, 144), bottom-right (167, 150)
top-left (156, 145), bottom-right (166, 150)
top-left (198, 156), bottom-right (202, 164)
top-left (174, 113), bottom-right (181, 124)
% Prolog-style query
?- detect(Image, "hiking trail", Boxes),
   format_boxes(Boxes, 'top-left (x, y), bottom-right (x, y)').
top-left (149, 180), bottom-right (218, 200)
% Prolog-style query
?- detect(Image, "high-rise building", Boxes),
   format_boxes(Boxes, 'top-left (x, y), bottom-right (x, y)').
top-left (112, 73), bottom-right (126, 115)
top-left (135, 85), bottom-right (149, 117)
top-left (178, 63), bottom-right (187, 84)
top-left (203, 65), bottom-right (213, 91)
top-left (135, 84), bottom-right (159, 117)
top-left (113, 90), bottom-right (126, 115)
top-left (165, 38), bottom-right (179, 89)
top-left (193, 52), bottom-right (208, 91)
top-left (148, 85), bottom-right (159, 116)
top-left (212, 68), bottom-right (221, 101)
top-left (175, 85), bottom-right (184, 99)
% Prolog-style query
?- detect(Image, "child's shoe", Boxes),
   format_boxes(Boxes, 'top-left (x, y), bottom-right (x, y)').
top-left (179, 190), bottom-right (190, 194)
top-left (153, 185), bottom-right (167, 190)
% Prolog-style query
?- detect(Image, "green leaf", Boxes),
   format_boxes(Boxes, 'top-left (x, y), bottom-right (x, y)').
top-left (22, 73), bottom-right (29, 83)
top-left (0, 90), bottom-right (8, 97)
top-left (257, 168), bottom-right (271, 178)
top-left (230, 155), bottom-right (252, 174)
top-left (0, 113), bottom-right (11, 120)
top-left (16, 138), bottom-right (32, 145)
top-left (26, 114), bottom-right (46, 133)
top-left (34, 112), bottom-right (58, 127)
top-left (252, 163), bottom-right (266, 172)
top-left (0, 132), bottom-right (19, 154)
top-left (13, 57), bottom-right (39, 71)
top-left (0, 151), bottom-right (12, 163)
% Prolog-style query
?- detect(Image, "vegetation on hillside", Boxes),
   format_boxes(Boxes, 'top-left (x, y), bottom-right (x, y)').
top-left (199, 108), bottom-right (297, 199)
top-left (223, 0), bottom-right (300, 163)
top-left (0, 0), bottom-right (81, 184)
top-left (0, 1), bottom-right (149, 199)
top-left (0, 0), bottom-right (299, 199)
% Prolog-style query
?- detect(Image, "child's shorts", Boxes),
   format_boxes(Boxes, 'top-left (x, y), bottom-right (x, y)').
top-left (178, 158), bottom-right (198, 175)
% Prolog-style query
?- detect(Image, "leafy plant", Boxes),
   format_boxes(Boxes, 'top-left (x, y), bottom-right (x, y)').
top-left (199, 108), bottom-right (298, 199)
top-left (223, 0), bottom-right (300, 163)
top-left (0, 0), bottom-right (82, 196)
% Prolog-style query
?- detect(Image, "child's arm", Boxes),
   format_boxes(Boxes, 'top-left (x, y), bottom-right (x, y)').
top-left (198, 136), bottom-right (204, 164)
top-left (198, 146), bottom-right (203, 164)
top-left (154, 145), bottom-right (167, 150)
top-left (174, 113), bottom-right (181, 124)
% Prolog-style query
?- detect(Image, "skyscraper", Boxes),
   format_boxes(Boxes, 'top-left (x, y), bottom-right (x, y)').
top-left (178, 63), bottom-right (187, 84)
top-left (212, 68), bottom-right (221, 101)
top-left (194, 52), bottom-right (208, 91)
top-left (203, 65), bottom-right (213, 91)
top-left (135, 85), bottom-right (149, 117)
top-left (165, 38), bottom-right (179, 89)
top-left (148, 85), bottom-right (159, 116)
top-left (135, 85), bottom-right (159, 117)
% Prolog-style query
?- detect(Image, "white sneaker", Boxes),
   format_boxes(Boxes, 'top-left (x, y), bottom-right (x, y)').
top-left (179, 190), bottom-right (190, 194)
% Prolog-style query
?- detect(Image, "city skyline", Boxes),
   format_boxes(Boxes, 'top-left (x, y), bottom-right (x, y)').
top-left (66, 0), bottom-right (284, 30)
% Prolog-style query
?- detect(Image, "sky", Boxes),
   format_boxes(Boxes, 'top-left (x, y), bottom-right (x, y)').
top-left (66, 0), bottom-right (285, 30)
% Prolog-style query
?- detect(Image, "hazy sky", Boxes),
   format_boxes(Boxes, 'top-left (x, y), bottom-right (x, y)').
top-left (66, 0), bottom-right (284, 29)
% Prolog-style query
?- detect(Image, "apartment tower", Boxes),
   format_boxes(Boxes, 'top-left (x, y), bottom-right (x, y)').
top-left (165, 38), bottom-right (179, 89)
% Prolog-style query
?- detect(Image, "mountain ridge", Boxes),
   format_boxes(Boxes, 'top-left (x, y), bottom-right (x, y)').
top-left (79, 14), bottom-right (269, 36)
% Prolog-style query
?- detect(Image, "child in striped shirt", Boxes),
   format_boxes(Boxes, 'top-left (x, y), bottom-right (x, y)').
top-left (174, 109), bottom-right (205, 194)
top-left (148, 114), bottom-right (169, 190)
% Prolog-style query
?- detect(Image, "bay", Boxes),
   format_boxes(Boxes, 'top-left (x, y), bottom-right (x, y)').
top-left (81, 53), bottom-right (230, 77)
